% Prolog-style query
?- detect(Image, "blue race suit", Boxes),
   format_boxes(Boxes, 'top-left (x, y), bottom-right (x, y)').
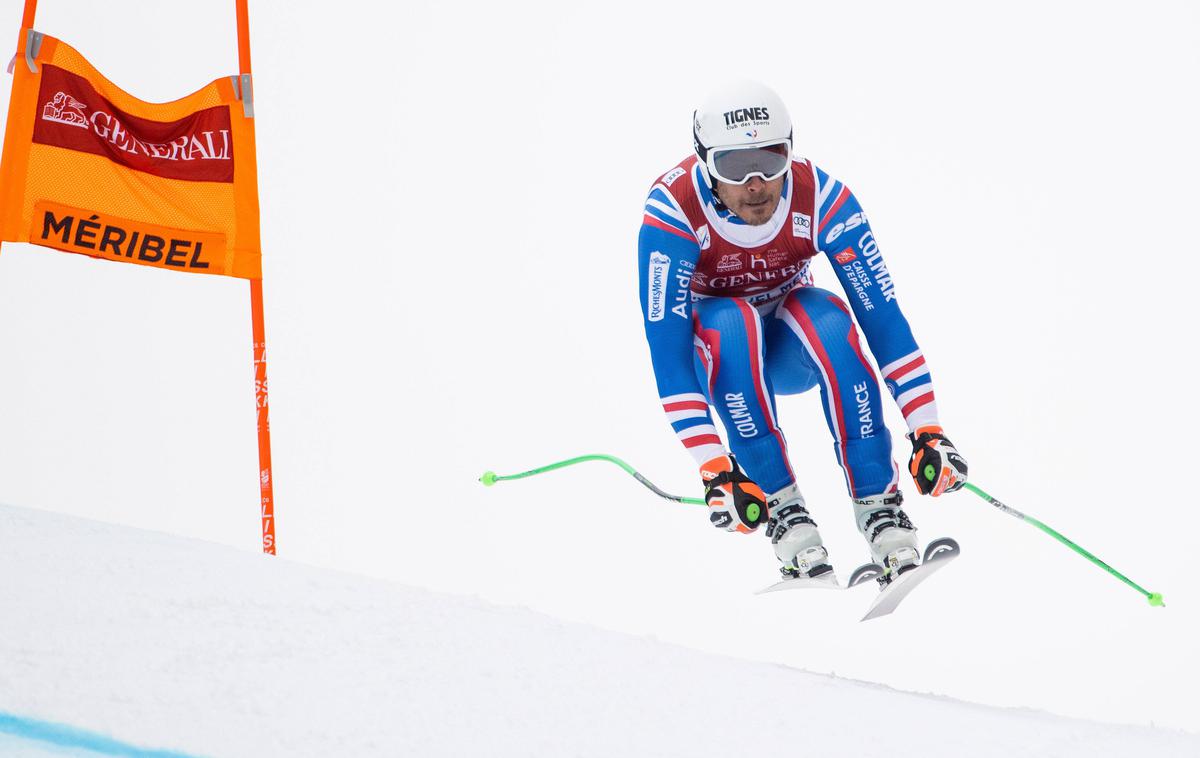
top-left (638, 155), bottom-right (940, 498)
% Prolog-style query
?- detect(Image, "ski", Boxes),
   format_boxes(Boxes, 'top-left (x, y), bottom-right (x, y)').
top-left (755, 538), bottom-right (959, 607)
top-left (756, 562), bottom-right (884, 594)
top-left (860, 537), bottom-right (960, 621)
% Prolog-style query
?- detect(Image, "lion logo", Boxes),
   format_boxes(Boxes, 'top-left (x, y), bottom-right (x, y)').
top-left (42, 91), bottom-right (89, 129)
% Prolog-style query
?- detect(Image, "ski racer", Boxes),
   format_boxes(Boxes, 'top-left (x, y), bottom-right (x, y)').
top-left (638, 80), bottom-right (969, 583)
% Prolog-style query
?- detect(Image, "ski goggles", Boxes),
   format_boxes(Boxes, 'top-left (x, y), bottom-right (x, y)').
top-left (706, 140), bottom-right (792, 185)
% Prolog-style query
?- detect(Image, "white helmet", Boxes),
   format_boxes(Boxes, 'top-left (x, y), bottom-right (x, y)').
top-left (693, 80), bottom-right (793, 187)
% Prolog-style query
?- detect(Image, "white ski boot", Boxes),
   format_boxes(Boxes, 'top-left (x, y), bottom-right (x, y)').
top-left (766, 484), bottom-right (836, 584)
top-left (853, 491), bottom-right (919, 579)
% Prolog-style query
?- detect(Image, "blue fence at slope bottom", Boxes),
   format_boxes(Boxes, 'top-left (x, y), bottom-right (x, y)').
top-left (0, 711), bottom-right (203, 757)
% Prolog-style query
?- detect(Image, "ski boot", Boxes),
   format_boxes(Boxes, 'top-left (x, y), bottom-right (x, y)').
top-left (852, 491), bottom-right (919, 584)
top-left (766, 484), bottom-right (836, 584)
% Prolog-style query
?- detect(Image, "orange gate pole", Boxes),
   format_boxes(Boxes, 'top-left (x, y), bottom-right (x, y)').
top-left (0, 1), bottom-right (38, 257)
top-left (236, 0), bottom-right (276, 555)
top-left (20, 0), bottom-right (36, 30)
top-left (251, 282), bottom-right (275, 554)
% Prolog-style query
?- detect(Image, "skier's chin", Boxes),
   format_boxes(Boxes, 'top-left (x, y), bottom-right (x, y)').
top-left (716, 177), bottom-right (783, 225)
top-left (735, 198), bottom-right (777, 225)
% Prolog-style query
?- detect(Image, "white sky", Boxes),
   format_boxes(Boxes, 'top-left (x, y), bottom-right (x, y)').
top-left (1, 0), bottom-right (1197, 733)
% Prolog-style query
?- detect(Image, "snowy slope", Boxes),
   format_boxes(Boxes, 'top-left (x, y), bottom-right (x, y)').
top-left (0, 503), bottom-right (1194, 758)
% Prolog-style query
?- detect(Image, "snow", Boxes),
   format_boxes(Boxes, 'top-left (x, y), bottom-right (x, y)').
top-left (1, 502), bottom-right (1195, 757)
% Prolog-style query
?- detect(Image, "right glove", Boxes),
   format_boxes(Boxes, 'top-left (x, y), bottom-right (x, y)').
top-left (700, 454), bottom-right (768, 534)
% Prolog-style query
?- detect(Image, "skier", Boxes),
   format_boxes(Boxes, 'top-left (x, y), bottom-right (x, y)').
top-left (638, 80), bottom-right (968, 584)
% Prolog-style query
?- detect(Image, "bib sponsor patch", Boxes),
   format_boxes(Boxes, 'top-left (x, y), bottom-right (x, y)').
top-left (791, 212), bottom-right (812, 240)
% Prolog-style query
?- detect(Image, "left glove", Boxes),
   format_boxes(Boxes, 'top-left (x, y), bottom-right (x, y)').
top-left (908, 425), bottom-right (968, 496)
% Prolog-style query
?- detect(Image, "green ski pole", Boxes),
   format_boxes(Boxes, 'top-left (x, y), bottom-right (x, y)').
top-left (484, 455), bottom-right (1164, 607)
top-left (480, 453), bottom-right (705, 506)
top-left (927, 469), bottom-right (1164, 607)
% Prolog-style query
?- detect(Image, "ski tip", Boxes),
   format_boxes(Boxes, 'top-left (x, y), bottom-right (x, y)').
top-left (1148, 592), bottom-right (1165, 607)
top-left (479, 471), bottom-right (498, 487)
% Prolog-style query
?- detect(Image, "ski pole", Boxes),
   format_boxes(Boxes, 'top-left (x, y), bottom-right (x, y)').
top-left (951, 478), bottom-right (1164, 607)
top-left (486, 456), bottom-right (1164, 606)
top-left (480, 454), bottom-right (705, 506)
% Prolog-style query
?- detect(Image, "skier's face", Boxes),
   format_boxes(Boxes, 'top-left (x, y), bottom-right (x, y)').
top-left (714, 175), bottom-right (784, 225)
